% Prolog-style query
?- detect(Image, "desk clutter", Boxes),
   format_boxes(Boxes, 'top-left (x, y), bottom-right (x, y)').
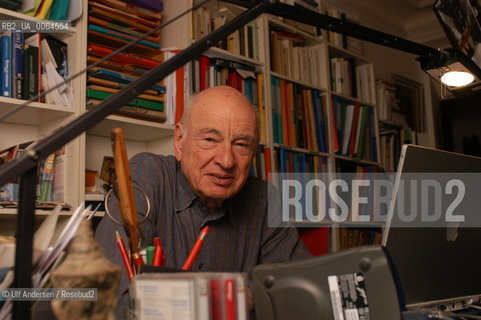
top-left (131, 272), bottom-right (248, 320)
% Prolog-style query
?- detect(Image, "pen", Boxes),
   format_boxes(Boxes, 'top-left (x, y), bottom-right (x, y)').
top-left (115, 231), bottom-right (134, 281)
top-left (182, 226), bottom-right (210, 270)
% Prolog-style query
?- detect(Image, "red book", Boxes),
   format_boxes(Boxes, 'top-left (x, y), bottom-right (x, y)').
top-left (87, 44), bottom-right (160, 69)
top-left (210, 280), bottom-right (223, 320)
top-left (263, 147), bottom-right (272, 181)
top-left (225, 279), bottom-right (237, 320)
top-left (199, 56), bottom-right (210, 91)
top-left (227, 69), bottom-right (242, 92)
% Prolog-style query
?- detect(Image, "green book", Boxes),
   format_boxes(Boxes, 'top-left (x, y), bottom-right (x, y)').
top-left (48, 0), bottom-right (70, 20)
top-left (87, 89), bottom-right (163, 111)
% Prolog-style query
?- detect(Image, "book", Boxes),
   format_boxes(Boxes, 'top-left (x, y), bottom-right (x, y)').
top-left (43, 35), bottom-right (68, 79)
top-left (87, 43), bottom-right (161, 68)
top-left (87, 55), bottom-right (147, 75)
top-left (88, 84), bottom-right (163, 102)
top-left (121, 0), bottom-right (163, 12)
top-left (35, 0), bottom-right (54, 19)
top-left (11, 32), bottom-right (24, 99)
top-left (88, 16), bottom-right (160, 43)
top-left (87, 88), bottom-right (164, 111)
top-left (87, 99), bottom-right (166, 122)
top-left (38, 152), bottom-right (56, 202)
top-left (88, 5), bottom-right (158, 34)
top-left (48, 0), bottom-right (70, 20)
top-left (87, 75), bottom-right (161, 95)
top-left (95, 0), bottom-right (162, 20)
top-left (87, 24), bottom-right (161, 49)
top-left (1, 31), bottom-right (12, 97)
top-left (89, 1), bottom-right (160, 28)
top-left (23, 33), bottom-right (42, 102)
top-left (22, 42), bottom-right (39, 100)
top-left (88, 66), bottom-right (165, 92)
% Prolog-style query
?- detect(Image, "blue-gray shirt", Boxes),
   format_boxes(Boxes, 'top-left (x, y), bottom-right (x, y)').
top-left (95, 153), bottom-right (310, 312)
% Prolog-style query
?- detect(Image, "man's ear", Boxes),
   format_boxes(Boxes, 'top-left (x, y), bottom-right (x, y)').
top-left (174, 123), bottom-right (183, 161)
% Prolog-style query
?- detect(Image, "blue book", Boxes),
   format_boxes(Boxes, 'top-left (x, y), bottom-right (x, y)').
top-left (89, 67), bottom-right (166, 92)
top-left (1, 31), bottom-right (12, 97)
top-left (11, 31), bottom-right (24, 99)
top-left (88, 24), bottom-right (161, 49)
top-left (311, 90), bottom-right (327, 153)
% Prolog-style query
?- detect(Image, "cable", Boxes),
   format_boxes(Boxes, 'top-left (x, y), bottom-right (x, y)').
top-left (0, 0), bottom-right (212, 122)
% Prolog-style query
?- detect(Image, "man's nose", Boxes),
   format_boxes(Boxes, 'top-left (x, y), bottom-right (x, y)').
top-left (215, 143), bottom-right (236, 169)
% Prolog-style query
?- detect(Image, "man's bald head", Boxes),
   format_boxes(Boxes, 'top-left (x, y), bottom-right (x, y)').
top-left (179, 86), bottom-right (259, 142)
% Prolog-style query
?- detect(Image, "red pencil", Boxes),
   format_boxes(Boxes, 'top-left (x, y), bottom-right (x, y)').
top-left (152, 236), bottom-right (164, 267)
top-left (182, 226), bottom-right (210, 270)
top-left (115, 231), bottom-right (134, 281)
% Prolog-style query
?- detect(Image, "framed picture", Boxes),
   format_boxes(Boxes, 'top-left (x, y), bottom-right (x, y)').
top-left (100, 156), bottom-right (115, 187)
top-left (393, 75), bottom-right (426, 133)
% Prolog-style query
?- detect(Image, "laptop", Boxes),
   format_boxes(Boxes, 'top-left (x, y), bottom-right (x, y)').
top-left (383, 144), bottom-right (481, 313)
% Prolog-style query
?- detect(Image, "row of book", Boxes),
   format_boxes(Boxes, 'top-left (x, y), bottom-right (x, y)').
top-left (0, 31), bottom-right (72, 106)
top-left (86, 0), bottom-right (166, 122)
top-left (379, 121), bottom-right (416, 172)
top-left (132, 272), bottom-right (248, 320)
top-left (330, 57), bottom-right (375, 104)
top-left (274, 147), bottom-right (328, 174)
top-left (338, 227), bottom-right (382, 251)
top-left (271, 77), bottom-right (328, 152)
top-left (192, 3), bottom-right (260, 60)
top-left (0, 140), bottom-right (65, 204)
top-left (277, 0), bottom-right (320, 36)
top-left (324, 6), bottom-right (364, 55)
top-left (250, 145), bottom-right (332, 182)
top-left (269, 29), bottom-right (328, 89)
top-left (331, 96), bottom-right (378, 162)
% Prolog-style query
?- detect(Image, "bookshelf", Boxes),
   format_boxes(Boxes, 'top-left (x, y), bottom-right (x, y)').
top-left (0, 1), bottom-right (385, 253)
top-left (0, 7), bottom-right (86, 234)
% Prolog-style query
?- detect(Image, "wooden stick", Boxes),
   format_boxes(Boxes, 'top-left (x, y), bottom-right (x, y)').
top-left (111, 128), bottom-right (141, 256)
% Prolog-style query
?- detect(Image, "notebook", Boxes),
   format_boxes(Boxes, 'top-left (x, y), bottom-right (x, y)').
top-left (382, 144), bottom-right (481, 312)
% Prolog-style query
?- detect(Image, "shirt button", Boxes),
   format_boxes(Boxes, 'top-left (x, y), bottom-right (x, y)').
top-left (198, 262), bottom-right (203, 270)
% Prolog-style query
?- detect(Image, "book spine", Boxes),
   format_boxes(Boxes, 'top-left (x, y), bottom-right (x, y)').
top-left (88, 24), bottom-right (161, 49)
top-left (11, 32), bottom-right (24, 99)
top-left (1, 32), bottom-right (12, 97)
top-left (48, 0), bottom-right (70, 20)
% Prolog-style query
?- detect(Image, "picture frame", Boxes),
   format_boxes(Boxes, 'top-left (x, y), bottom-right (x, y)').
top-left (99, 156), bottom-right (115, 187)
top-left (393, 74), bottom-right (426, 133)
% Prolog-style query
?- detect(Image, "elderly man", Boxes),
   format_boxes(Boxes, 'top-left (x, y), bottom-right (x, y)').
top-left (95, 85), bottom-right (310, 313)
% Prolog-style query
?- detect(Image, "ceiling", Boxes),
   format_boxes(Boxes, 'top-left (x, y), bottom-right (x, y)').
top-left (328, 0), bottom-right (450, 49)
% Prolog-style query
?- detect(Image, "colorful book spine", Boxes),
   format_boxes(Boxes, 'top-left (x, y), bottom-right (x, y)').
top-left (48, 0), bottom-right (70, 20)
top-left (88, 24), bottom-right (161, 49)
top-left (87, 88), bottom-right (163, 111)
top-left (1, 32), bottom-right (12, 97)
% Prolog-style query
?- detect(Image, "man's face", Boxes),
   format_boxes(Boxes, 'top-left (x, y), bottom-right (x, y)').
top-left (174, 88), bottom-right (258, 209)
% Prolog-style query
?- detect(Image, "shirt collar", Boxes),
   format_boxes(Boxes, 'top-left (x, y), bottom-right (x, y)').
top-left (174, 161), bottom-right (238, 228)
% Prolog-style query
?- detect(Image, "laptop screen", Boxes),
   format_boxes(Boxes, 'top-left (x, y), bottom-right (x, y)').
top-left (383, 145), bottom-right (481, 310)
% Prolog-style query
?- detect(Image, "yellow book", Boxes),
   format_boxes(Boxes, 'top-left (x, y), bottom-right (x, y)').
top-left (35, 0), bottom-right (54, 19)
